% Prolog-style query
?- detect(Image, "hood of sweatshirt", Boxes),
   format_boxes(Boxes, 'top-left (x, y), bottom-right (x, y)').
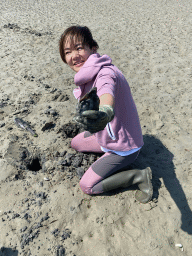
top-left (73, 53), bottom-right (112, 99)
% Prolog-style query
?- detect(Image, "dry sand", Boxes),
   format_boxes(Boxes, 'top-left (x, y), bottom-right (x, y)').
top-left (0, 0), bottom-right (192, 255)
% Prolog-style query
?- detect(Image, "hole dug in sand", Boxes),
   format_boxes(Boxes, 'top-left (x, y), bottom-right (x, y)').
top-left (27, 157), bottom-right (42, 171)
top-left (4, 141), bottom-right (44, 172)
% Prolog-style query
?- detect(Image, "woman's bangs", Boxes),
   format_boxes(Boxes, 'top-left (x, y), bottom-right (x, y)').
top-left (65, 31), bottom-right (85, 48)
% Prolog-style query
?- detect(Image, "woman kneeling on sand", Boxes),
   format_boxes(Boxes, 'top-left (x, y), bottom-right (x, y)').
top-left (59, 25), bottom-right (153, 203)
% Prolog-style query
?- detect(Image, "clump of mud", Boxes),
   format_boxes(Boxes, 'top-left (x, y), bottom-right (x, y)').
top-left (57, 151), bottom-right (101, 179)
top-left (57, 122), bottom-right (84, 138)
top-left (76, 87), bottom-right (100, 115)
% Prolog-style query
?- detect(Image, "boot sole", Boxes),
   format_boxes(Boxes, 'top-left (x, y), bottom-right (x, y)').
top-left (135, 167), bottom-right (153, 204)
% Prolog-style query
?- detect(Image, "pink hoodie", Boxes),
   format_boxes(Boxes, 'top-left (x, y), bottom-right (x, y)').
top-left (73, 53), bottom-right (144, 152)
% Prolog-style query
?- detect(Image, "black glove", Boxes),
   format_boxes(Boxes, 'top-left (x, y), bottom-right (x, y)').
top-left (74, 105), bottom-right (114, 133)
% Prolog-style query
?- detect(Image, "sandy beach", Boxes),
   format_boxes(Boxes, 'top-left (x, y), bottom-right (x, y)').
top-left (0, 0), bottom-right (192, 255)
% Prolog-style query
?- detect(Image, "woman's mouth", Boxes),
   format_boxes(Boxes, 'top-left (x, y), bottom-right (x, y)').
top-left (74, 62), bottom-right (84, 67)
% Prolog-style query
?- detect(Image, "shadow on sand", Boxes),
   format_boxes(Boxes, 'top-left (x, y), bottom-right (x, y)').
top-left (0, 247), bottom-right (18, 256)
top-left (95, 134), bottom-right (192, 235)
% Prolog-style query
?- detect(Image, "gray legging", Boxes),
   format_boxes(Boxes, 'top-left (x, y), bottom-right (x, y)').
top-left (71, 131), bottom-right (140, 195)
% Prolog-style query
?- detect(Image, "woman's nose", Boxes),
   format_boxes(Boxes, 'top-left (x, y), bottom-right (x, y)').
top-left (71, 50), bottom-right (79, 59)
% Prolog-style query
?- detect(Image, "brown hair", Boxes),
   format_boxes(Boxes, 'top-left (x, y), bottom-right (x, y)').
top-left (59, 25), bottom-right (99, 63)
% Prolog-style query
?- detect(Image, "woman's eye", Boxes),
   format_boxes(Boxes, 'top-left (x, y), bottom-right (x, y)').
top-left (65, 52), bottom-right (70, 55)
top-left (77, 47), bottom-right (82, 50)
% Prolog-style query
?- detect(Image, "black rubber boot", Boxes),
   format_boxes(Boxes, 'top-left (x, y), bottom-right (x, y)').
top-left (101, 167), bottom-right (153, 204)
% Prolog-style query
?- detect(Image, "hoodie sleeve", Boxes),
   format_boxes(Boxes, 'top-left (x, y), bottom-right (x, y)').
top-left (94, 67), bottom-right (117, 98)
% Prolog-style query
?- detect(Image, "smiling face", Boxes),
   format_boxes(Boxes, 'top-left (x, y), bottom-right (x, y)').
top-left (64, 37), bottom-right (96, 72)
